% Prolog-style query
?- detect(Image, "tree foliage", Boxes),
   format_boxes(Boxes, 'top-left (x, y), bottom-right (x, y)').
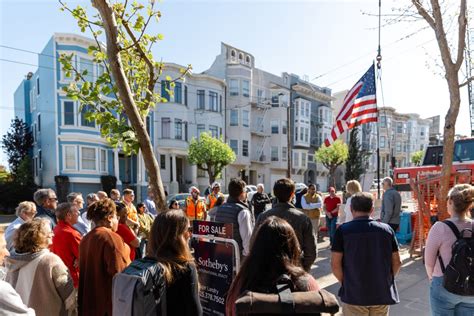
top-left (315, 140), bottom-right (349, 188)
top-left (188, 132), bottom-right (236, 185)
top-left (1, 117), bottom-right (33, 175)
top-left (58, 0), bottom-right (191, 210)
top-left (345, 128), bottom-right (369, 182)
top-left (411, 150), bottom-right (424, 166)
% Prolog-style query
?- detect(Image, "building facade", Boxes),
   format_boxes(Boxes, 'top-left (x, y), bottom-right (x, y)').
top-left (205, 43), bottom-right (290, 190)
top-left (13, 33), bottom-right (226, 199)
top-left (379, 107), bottom-right (433, 176)
top-left (155, 63), bottom-right (226, 194)
top-left (287, 74), bottom-right (333, 191)
top-left (14, 33), bottom-right (121, 197)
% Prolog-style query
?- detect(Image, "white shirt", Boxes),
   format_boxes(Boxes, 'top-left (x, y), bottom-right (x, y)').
top-left (237, 209), bottom-right (254, 256)
top-left (301, 196), bottom-right (322, 210)
top-left (4, 217), bottom-right (25, 252)
top-left (0, 280), bottom-right (35, 315)
top-left (337, 197), bottom-right (353, 225)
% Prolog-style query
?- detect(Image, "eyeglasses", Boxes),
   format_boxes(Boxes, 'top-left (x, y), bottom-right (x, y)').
top-left (49, 197), bottom-right (58, 201)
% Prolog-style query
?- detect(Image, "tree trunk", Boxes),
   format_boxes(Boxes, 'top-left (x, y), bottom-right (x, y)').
top-left (92, 0), bottom-right (167, 211)
top-left (438, 69), bottom-right (462, 220)
top-left (412, 0), bottom-right (467, 220)
top-left (207, 167), bottom-right (215, 186)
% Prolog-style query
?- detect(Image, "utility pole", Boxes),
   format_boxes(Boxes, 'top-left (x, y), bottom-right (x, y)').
top-left (287, 103), bottom-right (291, 178)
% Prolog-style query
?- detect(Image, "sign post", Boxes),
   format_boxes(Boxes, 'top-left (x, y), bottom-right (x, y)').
top-left (191, 220), bottom-right (240, 316)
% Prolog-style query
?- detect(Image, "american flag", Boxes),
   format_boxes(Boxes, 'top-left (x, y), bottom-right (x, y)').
top-left (324, 64), bottom-right (377, 147)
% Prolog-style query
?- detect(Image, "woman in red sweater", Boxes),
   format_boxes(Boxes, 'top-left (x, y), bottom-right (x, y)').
top-left (115, 202), bottom-right (140, 261)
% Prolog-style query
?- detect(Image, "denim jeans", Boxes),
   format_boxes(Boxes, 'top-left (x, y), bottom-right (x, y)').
top-left (326, 215), bottom-right (338, 245)
top-left (430, 276), bottom-right (474, 316)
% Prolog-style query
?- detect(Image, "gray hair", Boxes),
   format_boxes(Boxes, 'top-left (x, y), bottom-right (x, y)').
top-left (257, 183), bottom-right (264, 190)
top-left (383, 177), bottom-right (393, 187)
top-left (55, 202), bottom-right (75, 221)
top-left (15, 201), bottom-right (36, 217)
top-left (33, 188), bottom-right (55, 206)
top-left (67, 192), bottom-right (82, 203)
top-left (86, 193), bottom-right (99, 203)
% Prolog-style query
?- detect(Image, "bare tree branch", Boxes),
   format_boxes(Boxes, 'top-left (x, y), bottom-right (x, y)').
top-left (454, 0), bottom-right (467, 70)
top-left (412, 0), bottom-right (436, 29)
top-left (460, 76), bottom-right (474, 88)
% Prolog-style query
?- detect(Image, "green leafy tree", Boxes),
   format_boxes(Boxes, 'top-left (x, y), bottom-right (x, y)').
top-left (0, 165), bottom-right (11, 184)
top-left (315, 140), bottom-right (349, 188)
top-left (188, 133), bottom-right (236, 185)
top-left (345, 128), bottom-right (370, 183)
top-left (58, 0), bottom-right (191, 210)
top-left (411, 150), bottom-right (424, 166)
top-left (2, 117), bottom-right (33, 175)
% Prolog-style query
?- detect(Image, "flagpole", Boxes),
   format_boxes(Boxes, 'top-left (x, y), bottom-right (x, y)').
top-left (376, 0), bottom-right (382, 199)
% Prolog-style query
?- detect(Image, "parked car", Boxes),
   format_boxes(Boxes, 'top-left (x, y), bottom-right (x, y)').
top-left (295, 183), bottom-right (308, 192)
top-left (245, 185), bottom-right (257, 202)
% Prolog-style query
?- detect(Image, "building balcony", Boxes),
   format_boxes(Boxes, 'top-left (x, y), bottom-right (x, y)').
top-left (251, 154), bottom-right (270, 164)
top-left (250, 100), bottom-right (272, 109)
top-left (250, 127), bottom-right (270, 137)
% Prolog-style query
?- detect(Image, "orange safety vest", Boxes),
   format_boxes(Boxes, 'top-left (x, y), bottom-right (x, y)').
top-left (186, 196), bottom-right (206, 220)
top-left (207, 192), bottom-right (224, 210)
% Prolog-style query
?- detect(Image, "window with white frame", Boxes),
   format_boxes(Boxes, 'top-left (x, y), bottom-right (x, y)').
top-left (209, 125), bottom-right (218, 138)
top-left (282, 147), bottom-right (287, 161)
top-left (256, 117), bottom-right (264, 132)
top-left (305, 128), bottom-right (309, 143)
top-left (282, 120), bottom-right (287, 134)
top-left (295, 101), bottom-right (299, 116)
top-left (302, 152), bottom-right (307, 167)
top-left (30, 88), bottom-right (36, 111)
top-left (271, 146), bottom-right (279, 161)
top-left (242, 80), bottom-right (250, 97)
top-left (230, 110), bottom-right (239, 126)
top-left (97, 64), bottom-right (105, 78)
top-left (197, 90), bottom-right (205, 110)
top-left (79, 57), bottom-right (94, 82)
top-left (305, 103), bottom-right (310, 117)
top-left (271, 120), bottom-right (279, 134)
top-left (175, 119), bottom-right (183, 140)
top-left (161, 117), bottom-right (171, 139)
top-left (242, 110), bottom-right (249, 127)
top-left (229, 79), bottom-right (239, 96)
top-left (209, 91), bottom-right (218, 111)
top-left (100, 149), bottom-right (107, 173)
top-left (242, 140), bottom-right (249, 157)
top-left (64, 145), bottom-right (76, 170)
top-left (293, 152), bottom-right (300, 167)
top-left (81, 104), bottom-right (95, 128)
top-left (396, 141), bottom-right (402, 153)
top-left (81, 147), bottom-right (96, 171)
top-left (197, 124), bottom-right (205, 137)
top-left (380, 136), bottom-right (386, 148)
top-left (230, 140), bottom-right (238, 154)
top-left (63, 101), bottom-right (75, 125)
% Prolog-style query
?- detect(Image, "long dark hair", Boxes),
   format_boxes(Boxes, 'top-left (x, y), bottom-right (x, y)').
top-left (147, 209), bottom-right (194, 284)
top-left (226, 216), bottom-right (305, 316)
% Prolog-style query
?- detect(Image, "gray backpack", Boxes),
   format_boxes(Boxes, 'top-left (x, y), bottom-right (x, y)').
top-left (112, 257), bottom-right (167, 316)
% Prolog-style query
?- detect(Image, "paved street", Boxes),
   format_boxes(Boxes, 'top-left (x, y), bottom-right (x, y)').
top-left (312, 238), bottom-right (430, 316)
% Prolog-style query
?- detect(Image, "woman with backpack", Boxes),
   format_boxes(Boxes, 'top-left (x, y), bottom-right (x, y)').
top-left (425, 184), bottom-right (474, 315)
top-left (147, 209), bottom-right (203, 316)
top-left (226, 216), bottom-right (322, 316)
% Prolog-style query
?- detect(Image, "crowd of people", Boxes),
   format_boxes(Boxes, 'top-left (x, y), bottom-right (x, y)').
top-left (0, 176), bottom-right (472, 316)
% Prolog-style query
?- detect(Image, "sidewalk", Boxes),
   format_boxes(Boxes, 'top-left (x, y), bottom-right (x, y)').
top-left (312, 238), bottom-right (430, 316)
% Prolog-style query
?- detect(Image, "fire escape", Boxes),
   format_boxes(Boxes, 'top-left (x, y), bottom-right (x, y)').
top-left (251, 99), bottom-right (271, 163)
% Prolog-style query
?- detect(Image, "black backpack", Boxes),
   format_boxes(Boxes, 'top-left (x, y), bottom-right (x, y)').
top-left (112, 257), bottom-right (167, 316)
top-left (438, 220), bottom-right (474, 296)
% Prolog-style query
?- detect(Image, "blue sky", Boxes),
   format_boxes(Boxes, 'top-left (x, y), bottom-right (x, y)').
top-left (0, 0), bottom-right (472, 167)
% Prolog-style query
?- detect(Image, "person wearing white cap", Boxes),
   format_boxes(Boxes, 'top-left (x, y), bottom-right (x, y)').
top-left (206, 182), bottom-right (224, 210)
top-left (184, 186), bottom-right (207, 220)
